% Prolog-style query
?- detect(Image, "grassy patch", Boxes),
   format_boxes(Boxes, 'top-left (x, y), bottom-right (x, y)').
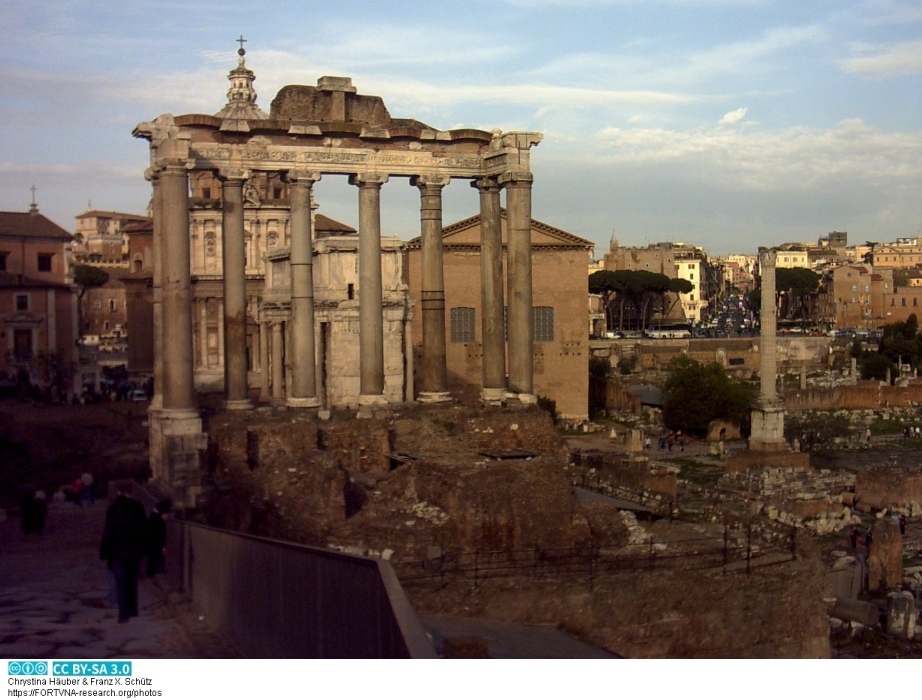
top-left (666, 457), bottom-right (725, 488)
top-left (870, 417), bottom-right (910, 435)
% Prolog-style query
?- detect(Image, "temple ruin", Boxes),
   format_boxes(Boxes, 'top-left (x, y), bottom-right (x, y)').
top-left (133, 46), bottom-right (545, 505)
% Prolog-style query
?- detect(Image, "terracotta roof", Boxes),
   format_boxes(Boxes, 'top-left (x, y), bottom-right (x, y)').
top-left (0, 212), bottom-right (73, 241)
top-left (121, 219), bottom-right (153, 234)
top-left (75, 210), bottom-right (149, 222)
top-left (407, 209), bottom-right (594, 249)
top-left (315, 213), bottom-right (356, 237)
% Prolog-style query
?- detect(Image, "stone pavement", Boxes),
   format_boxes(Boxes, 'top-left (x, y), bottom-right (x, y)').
top-left (0, 500), bottom-right (238, 659)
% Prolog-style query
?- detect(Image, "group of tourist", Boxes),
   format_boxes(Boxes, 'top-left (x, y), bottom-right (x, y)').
top-left (656, 430), bottom-right (686, 452)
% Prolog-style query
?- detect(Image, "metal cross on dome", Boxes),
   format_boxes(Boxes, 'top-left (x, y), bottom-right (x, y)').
top-left (237, 35), bottom-right (247, 53)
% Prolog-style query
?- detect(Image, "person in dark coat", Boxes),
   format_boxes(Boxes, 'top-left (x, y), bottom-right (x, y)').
top-left (145, 499), bottom-right (172, 578)
top-left (99, 482), bottom-right (149, 623)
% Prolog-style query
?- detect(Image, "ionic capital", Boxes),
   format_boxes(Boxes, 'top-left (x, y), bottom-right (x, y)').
top-left (286, 170), bottom-right (322, 187)
top-left (498, 171), bottom-right (534, 187)
top-left (410, 174), bottom-right (449, 191)
top-left (349, 173), bottom-right (389, 188)
top-left (157, 157), bottom-right (195, 176)
top-left (471, 177), bottom-right (501, 194)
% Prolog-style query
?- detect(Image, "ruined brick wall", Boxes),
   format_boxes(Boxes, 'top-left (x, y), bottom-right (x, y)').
top-left (406, 547), bottom-right (830, 658)
top-left (786, 381), bottom-right (922, 412)
top-left (856, 467), bottom-right (922, 510)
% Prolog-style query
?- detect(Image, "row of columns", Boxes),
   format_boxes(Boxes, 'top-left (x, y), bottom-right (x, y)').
top-left (151, 161), bottom-right (535, 416)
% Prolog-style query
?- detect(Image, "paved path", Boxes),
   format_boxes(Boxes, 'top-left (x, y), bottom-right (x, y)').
top-left (0, 501), bottom-right (237, 659)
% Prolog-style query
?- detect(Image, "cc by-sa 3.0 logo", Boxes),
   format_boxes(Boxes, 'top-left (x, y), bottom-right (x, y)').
top-left (8, 661), bottom-right (49, 675)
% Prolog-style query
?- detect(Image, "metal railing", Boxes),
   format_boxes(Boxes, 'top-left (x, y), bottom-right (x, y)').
top-left (397, 525), bottom-right (797, 588)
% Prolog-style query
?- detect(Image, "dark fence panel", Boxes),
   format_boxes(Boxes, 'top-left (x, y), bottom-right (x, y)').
top-left (163, 519), bottom-right (434, 658)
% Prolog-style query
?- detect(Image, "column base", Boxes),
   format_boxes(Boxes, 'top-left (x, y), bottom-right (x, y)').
top-left (508, 392), bottom-right (537, 406)
top-left (418, 391), bottom-right (451, 404)
top-left (357, 394), bottom-right (388, 419)
top-left (480, 387), bottom-right (507, 405)
top-left (148, 408), bottom-right (207, 510)
top-left (286, 396), bottom-right (321, 409)
top-left (358, 393), bottom-right (388, 406)
top-left (224, 398), bottom-right (254, 411)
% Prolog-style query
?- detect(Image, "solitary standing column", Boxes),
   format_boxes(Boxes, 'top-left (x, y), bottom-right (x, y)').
top-left (500, 171), bottom-right (535, 404)
top-left (473, 177), bottom-right (506, 403)
top-left (159, 159), bottom-right (197, 414)
top-left (413, 175), bottom-right (450, 402)
top-left (749, 248), bottom-right (786, 451)
top-left (219, 172), bottom-right (252, 410)
top-left (349, 173), bottom-right (389, 408)
top-left (760, 249), bottom-right (778, 403)
top-left (287, 172), bottom-right (321, 408)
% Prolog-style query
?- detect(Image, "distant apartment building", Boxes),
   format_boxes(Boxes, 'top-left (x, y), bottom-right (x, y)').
top-left (870, 238), bottom-right (922, 269)
top-left (817, 265), bottom-right (892, 329)
top-left (73, 209), bottom-right (152, 383)
top-left (775, 244), bottom-right (809, 269)
top-left (74, 209), bottom-right (149, 266)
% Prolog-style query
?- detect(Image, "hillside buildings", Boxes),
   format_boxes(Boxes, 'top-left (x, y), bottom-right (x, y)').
top-left (601, 239), bottom-right (724, 324)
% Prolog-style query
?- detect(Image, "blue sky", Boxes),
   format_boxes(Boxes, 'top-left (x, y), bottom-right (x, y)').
top-left (1, 0), bottom-right (919, 255)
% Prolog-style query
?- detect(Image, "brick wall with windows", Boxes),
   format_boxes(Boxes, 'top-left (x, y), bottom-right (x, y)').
top-left (407, 212), bottom-right (591, 420)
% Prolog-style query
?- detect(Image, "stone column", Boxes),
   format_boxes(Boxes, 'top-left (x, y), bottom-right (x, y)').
top-left (258, 319), bottom-right (270, 403)
top-left (349, 173), bottom-right (389, 408)
top-left (760, 249), bottom-right (778, 402)
top-left (749, 248), bottom-right (786, 451)
top-left (412, 174), bottom-right (450, 403)
top-left (473, 177), bottom-right (506, 403)
top-left (500, 171), bottom-right (535, 404)
top-left (197, 300), bottom-right (208, 369)
top-left (148, 169), bottom-right (164, 411)
top-left (159, 160), bottom-right (197, 415)
top-left (219, 173), bottom-right (252, 410)
top-left (271, 321), bottom-right (285, 404)
top-left (287, 172), bottom-right (321, 408)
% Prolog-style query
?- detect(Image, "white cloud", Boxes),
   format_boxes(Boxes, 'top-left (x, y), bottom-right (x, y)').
top-left (719, 107), bottom-right (748, 125)
top-left (839, 40), bottom-right (922, 77)
top-left (590, 119), bottom-right (922, 192)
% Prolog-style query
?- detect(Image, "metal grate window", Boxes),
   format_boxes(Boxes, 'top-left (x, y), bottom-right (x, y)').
top-left (533, 306), bottom-right (554, 342)
top-left (450, 307), bottom-right (476, 343)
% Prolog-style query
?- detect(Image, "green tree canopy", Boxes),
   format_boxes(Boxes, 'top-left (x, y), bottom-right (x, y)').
top-left (73, 264), bottom-right (109, 297)
top-left (879, 313), bottom-right (922, 367)
top-left (589, 269), bottom-right (683, 331)
top-left (662, 356), bottom-right (756, 436)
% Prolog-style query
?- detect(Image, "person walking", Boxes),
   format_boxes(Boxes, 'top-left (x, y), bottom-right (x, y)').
top-left (80, 471), bottom-right (95, 506)
top-left (99, 482), bottom-right (149, 623)
top-left (145, 499), bottom-right (172, 578)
